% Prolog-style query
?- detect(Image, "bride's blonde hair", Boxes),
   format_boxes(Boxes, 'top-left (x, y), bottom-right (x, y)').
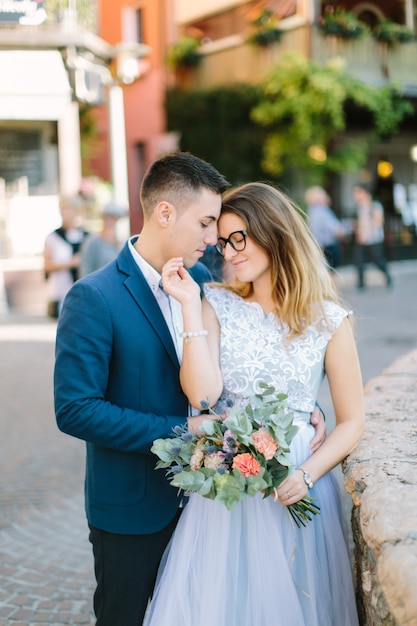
top-left (219, 182), bottom-right (342, 337)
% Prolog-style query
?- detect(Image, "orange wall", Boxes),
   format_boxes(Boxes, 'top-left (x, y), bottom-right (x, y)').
top-left (90, 0), bottom-right (173, 232)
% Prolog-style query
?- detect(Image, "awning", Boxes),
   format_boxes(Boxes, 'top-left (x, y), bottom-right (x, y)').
top-left (0, 50), bottom-right (72, 120)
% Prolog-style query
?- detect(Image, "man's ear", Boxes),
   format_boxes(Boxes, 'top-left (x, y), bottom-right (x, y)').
top-left (156, 201), bottom-right (174, 227)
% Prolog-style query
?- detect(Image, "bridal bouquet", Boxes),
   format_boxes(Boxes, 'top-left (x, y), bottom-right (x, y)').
top-left (151, 383), bottom-right (320, 527)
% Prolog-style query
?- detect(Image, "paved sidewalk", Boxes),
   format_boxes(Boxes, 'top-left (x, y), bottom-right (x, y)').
top-left (0, 497), bottom-right (94, 625)
top-left (0, 319), bottom-right (95, 625)
top-left (0, 260), bottom-right (417, 625)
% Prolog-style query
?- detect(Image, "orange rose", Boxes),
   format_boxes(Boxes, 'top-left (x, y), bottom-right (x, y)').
top-left (232, 453), bottom-right (261, 477)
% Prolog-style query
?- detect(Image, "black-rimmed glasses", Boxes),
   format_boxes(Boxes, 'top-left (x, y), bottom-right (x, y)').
top-left (215, 230), bottom-right (247, 256)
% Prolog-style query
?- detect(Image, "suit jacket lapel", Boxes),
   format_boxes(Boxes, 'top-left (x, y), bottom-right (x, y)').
top-left (117, 243), bottom-right (179, 368)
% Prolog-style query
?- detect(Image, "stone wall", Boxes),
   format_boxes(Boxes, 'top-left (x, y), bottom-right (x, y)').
top-left (344, 349), bottom-right (417, 626)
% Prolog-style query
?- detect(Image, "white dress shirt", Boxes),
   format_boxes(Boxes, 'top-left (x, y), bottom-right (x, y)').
top-left (128, 236), bottom-right (183, 363)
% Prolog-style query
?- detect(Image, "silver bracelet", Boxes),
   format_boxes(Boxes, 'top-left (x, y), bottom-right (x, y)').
top-left (179, 330), bottom-right (208, 338)
top-left (179, 330), bottom-right (208, 344)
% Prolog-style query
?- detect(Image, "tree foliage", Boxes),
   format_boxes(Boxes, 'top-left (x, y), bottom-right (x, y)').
top-left (165, 52), bottom-right (413, 188)
top-left (251, 53), bottom-right (413, 183)
top-left (165, 85), bottom-right (270, 185)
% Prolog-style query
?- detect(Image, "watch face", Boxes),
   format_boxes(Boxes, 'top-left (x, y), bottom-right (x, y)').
top-left (298, 467), bottom-right (313, 488)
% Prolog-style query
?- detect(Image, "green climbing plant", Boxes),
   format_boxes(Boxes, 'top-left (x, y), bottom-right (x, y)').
top-left (165, 53), bottom-right (413, 189)
top-left (251, 52), bottom-right (413, 184)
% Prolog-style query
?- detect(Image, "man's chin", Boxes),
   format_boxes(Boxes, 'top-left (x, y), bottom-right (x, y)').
top-left (184, 253), bottom-right (203, 268)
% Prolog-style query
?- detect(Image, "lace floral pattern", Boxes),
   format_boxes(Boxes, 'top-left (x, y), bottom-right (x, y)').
top-left (204, 285), bottom-right (348, 413)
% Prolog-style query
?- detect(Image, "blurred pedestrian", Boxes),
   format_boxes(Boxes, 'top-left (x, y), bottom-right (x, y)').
top-left (80, 201), bottom-right (127, 277)
top-left (44, 194), bottom-right (88, 318)
top-left (305, 186), bottom-right (345, 274)
top-left (352, 182), bottom-right (392, 290)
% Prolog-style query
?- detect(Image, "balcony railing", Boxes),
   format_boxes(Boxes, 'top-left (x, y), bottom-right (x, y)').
top-left (311, 28), bottom-right (417, 96)
top-left (182, 23), bottom-right (417, 96)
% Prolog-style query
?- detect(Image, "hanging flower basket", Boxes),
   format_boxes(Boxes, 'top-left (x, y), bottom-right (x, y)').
top-left (372, 20), bottom-right (415, 46)
top-left (166, 36), bottom-right (201, 71)
top-left (317, 7), bottom-right (368, 40)
top-left (246, 9), bottom-right (282, 47)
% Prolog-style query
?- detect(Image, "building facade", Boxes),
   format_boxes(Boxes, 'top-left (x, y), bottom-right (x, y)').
top-left (1, 1), bottom-right (416, 259)
top-left (87, 0), bottom-right (178, 234)
top-left (169, 0), bottom-right (417, 255)
top-left (0, 1), bottom-right (117, 257)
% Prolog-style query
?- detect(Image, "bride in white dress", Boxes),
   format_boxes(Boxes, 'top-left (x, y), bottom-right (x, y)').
top-left (144, 182), bottom-right (364, 626)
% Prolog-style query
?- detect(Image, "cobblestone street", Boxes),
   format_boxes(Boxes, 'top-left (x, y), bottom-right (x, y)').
top-left (1, 260), bottom-right (417, 625)
top-left (0, 320), bottom-right (95, 625)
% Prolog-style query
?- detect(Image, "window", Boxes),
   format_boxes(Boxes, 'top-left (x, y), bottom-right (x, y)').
top-left (122, 6), bottom-right (144, 43)
top-left (0, 130), bottom-right (42, 188)
top-left (136, 8), bottom-right (143, 43)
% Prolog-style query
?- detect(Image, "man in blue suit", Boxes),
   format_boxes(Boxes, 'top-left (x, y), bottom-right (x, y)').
top-left (54, 152), bottom-right (325, 625)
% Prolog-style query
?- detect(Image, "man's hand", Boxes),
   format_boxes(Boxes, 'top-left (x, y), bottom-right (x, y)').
top-left (309, 405), bottom-right (326, 453)
top-left (187, 413), bottom-right (217, 435)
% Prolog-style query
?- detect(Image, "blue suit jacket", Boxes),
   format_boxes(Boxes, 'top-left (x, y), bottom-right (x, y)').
top-left (54, 241), bottom-right (212, 534)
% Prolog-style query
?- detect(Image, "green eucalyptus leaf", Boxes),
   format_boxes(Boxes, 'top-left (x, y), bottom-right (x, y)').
top-left (215, 486), bottom-right (243, 510)
top-left (171, 470), bottom-right (206, 492)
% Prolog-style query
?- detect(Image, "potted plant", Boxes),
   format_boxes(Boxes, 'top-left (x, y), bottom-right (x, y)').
top-left (317, 6), bottom-right (368, 39)
top-left (166, 36), bottom-right (201, 71)
top-left (246, 9), bottom-right (282, 46)
top-left (372, 20), bottom-right (415, 46)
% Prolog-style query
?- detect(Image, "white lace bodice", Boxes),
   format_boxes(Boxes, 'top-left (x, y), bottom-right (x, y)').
top-left (204, 285), bottom-right (349, 413)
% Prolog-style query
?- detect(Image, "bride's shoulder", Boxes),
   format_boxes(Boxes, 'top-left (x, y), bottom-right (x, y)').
top-left (320, 300), bottom-right (352, 332)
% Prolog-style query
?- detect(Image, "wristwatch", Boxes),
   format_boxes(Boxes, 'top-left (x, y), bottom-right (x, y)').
top-left (296, 467), bottom-right (314, 489)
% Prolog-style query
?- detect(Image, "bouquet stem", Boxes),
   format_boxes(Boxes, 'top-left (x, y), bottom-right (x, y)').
top-left (288, 496), bottom-right (320, 528)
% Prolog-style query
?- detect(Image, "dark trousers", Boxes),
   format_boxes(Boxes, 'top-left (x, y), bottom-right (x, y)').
top-left (323, 242), bottom-right (342, 270)
top-left (89, 510), bottom-right (181, 626)
top-left (355, 242), bottom-right (391, 288)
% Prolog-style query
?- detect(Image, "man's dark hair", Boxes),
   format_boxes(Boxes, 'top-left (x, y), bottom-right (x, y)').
top-left (140, 152), bottom-right (229, 216)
